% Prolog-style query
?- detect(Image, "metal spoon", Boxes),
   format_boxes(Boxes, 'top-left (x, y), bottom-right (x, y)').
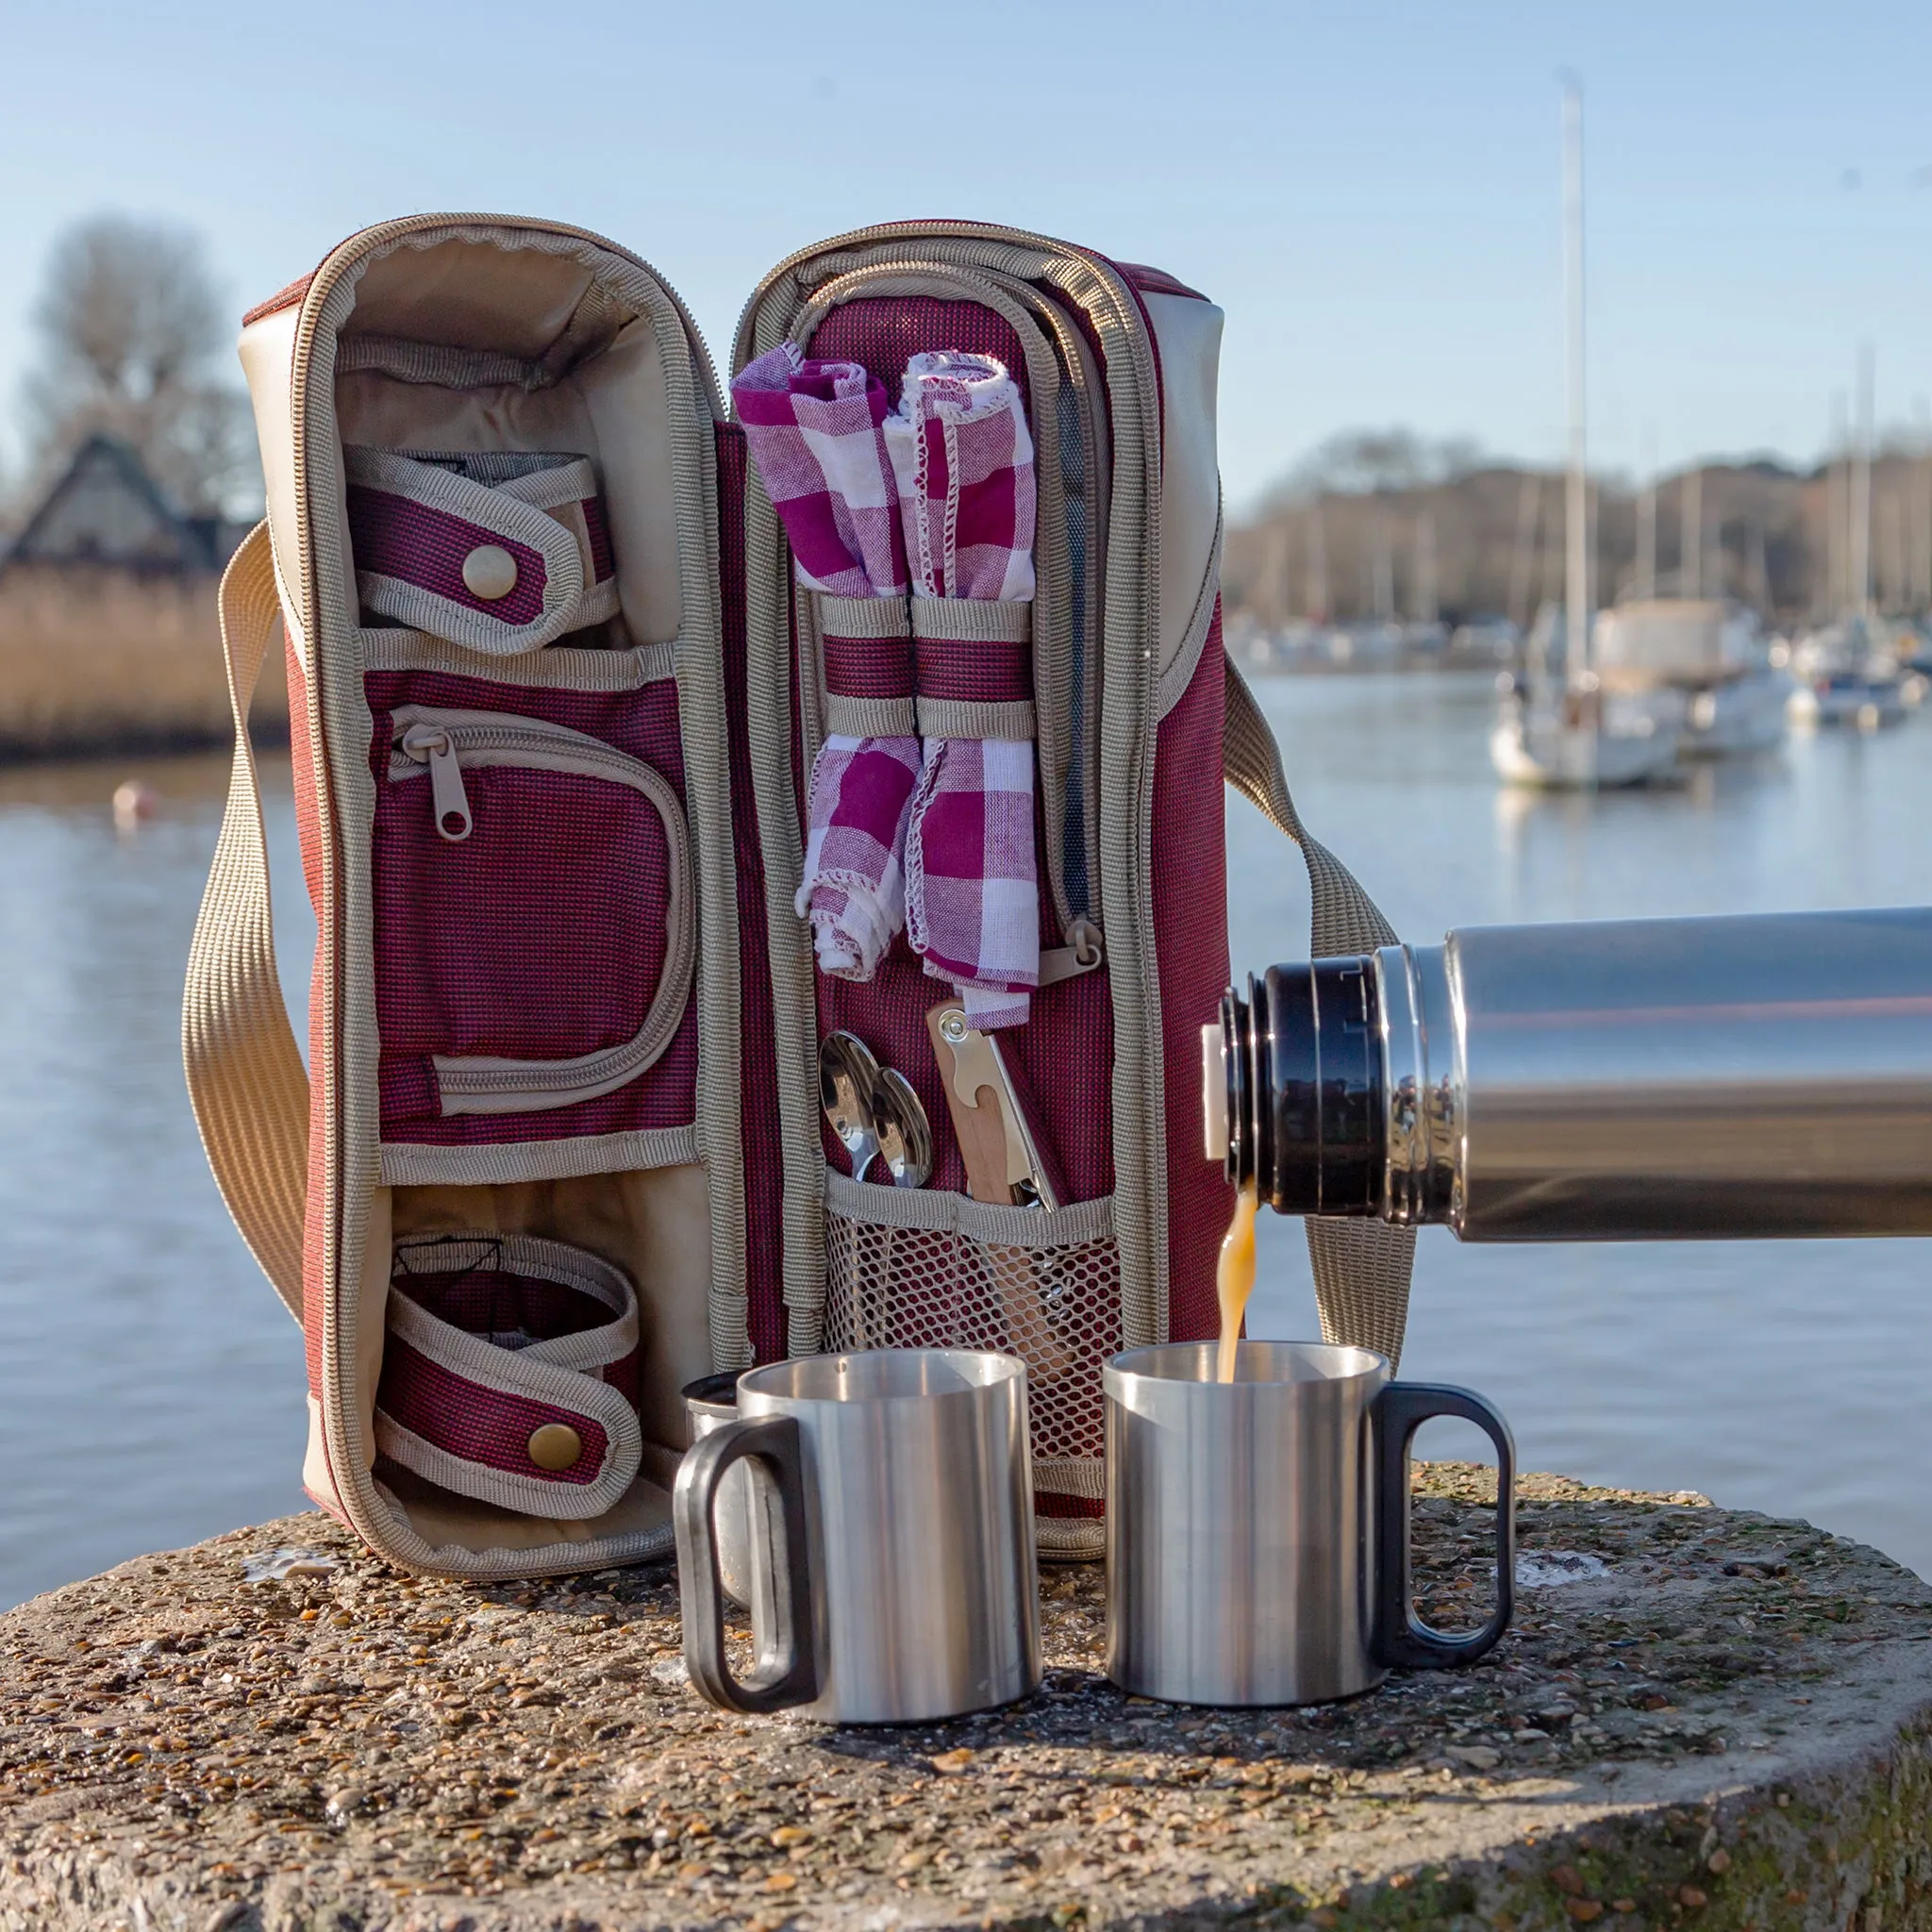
top-left (871, 1068), bottom-right (934, 1189)
top-left (819, 1032), bottom-right (882, 1181)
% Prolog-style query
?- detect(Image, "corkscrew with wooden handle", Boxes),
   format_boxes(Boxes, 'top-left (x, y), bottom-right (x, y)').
top-left (925, 1001), bottom-right (1070, 1378)
top-left (924, 1003), bottom-right (1060, 1209)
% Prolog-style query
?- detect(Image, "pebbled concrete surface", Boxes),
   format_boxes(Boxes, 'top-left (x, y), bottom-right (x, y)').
top-left (2, 1465), bottom-right (1930, 1931)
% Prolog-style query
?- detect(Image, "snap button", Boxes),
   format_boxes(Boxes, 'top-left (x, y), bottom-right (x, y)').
top-left (526, 1423), bottom-right (583, 1472)
top-left (461, 543), bottom-right (518, 601)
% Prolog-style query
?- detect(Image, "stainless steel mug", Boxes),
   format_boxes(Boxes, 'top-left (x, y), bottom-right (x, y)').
top-left (681, 1374), bottom-right (757, 1609)
top-left (1105, 1340), bottom-right (1515, 1707)
top-left (674, 1348), bottom-right (1041, 1724)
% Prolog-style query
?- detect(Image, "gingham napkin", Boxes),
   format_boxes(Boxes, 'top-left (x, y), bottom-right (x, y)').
top-left (733, 344), bottom-right (917, 980)
top-left (733, 342), bottom-right (908, 599)
top-left (886, 352), bottom-right (1041, 1030)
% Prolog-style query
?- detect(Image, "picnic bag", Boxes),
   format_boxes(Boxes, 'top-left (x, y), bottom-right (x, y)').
top-left (185, 214), bottom-right (1413, 1578)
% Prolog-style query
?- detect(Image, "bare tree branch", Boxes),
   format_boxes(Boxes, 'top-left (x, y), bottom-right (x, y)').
top-left (22, 215), bottom-right (258, 517)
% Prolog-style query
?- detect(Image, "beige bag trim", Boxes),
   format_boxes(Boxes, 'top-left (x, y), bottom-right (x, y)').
top-left (908, 597), bottom-right (1033, 645)
top-left (379, 1238), bottom-right (642, 1518)
top-left (335, 332), bottom-right (579, 393)
top-left (375, 1405), bottom-right (638, 1520)
top-left (909, 597), bottom-right (1037, 739)
top-left (916, 697), bottom-right (1036, 741)
top-left (359, 630), bottom-right (677, 689)
top-left (1156, 500), bottom-right (1224, 722)
top-left (363, 1476), bottom-right (674, 1578)
top-left (377, 1124), bottom-right (698, 1189)
top-left (1222, 653), bottom-right (1416, 1365)
top-left (341, 445), bottom-right (592, 653)
top-left (390, 1231), bottom-right (638, 1366)
top-left (824, 1170), bottom-right (1113, 1247)
top-left (824, 694), bottom-right (918, 738)
top-left (807, 591), bottom-right (916, 738)
top-left (814, 593), bottom-right (910, 641)
top-left (183, 522), bottom-right (308, 1324)
top-left (281, 217), bottom-right (737, 1575)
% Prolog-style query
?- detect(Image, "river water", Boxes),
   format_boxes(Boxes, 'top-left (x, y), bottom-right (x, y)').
top-left (1, 675), bottom-right (1928, 1607)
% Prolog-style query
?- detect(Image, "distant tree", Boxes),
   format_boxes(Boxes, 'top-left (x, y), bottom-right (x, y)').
top-left (21, 215), bottom-right (258, 516)
top-left (1262, 427), bottom-right (1486, 506)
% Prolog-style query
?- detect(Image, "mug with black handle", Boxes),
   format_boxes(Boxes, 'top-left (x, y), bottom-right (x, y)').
top-left (1105, 1339), bottom-right (1515, 1707)
top-left (674, 1347), bottom-right (1041, 1725)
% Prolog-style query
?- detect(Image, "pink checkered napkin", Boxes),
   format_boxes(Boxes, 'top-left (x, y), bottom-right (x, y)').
top-left (887, 353), bottom-right (1041, 1029)
top-left (732, 344), bottom-right (915, 979)
top-left (796, 736), bottom-right (921, 975)
top-left (732, 344), bottom-right (907, 598)
top-left (903, 739), bottom-right (1038, 1031)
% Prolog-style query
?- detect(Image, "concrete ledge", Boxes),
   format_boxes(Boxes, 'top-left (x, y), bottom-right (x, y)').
top-left (2, 1466), bottom-right (1930, 1931)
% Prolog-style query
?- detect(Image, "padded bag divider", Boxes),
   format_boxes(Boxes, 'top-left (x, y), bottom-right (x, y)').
top-left (200, 218), bottom-right (741, 1580)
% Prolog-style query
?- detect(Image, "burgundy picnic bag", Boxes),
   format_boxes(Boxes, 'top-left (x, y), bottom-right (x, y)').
top-left (184, 215), bottom-right (1412, 1578)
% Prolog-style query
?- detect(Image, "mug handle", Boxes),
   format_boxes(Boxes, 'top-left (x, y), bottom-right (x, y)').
top-left (1371, 1382), bottom-right (1516, 1670)
top-left (673, 1415), bottom-right (819, 1714)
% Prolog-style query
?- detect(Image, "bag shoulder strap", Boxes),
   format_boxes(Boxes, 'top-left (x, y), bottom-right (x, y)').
top-left (182, 521), bottom-right (309, 1324)
top-left (1221, 651), bottom-right (1417, 1365)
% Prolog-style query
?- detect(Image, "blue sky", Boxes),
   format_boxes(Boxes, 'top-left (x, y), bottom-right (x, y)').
top-left (5, 0), bottom-right (1932, 509)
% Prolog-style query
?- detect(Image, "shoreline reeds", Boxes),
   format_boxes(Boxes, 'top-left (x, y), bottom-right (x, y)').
top-left (0, 565), bottom-right (288, 760)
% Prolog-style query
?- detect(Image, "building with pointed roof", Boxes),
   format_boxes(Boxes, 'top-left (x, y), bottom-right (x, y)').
top-left (3, 434), bottom-right (246, 575)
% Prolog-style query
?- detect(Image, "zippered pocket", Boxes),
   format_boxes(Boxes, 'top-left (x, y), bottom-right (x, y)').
top-left (373, 703), bottom-right (695, 1138)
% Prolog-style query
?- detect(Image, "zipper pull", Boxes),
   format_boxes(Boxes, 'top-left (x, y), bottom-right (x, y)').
top-left (400, 724), bottom-right (473, 841)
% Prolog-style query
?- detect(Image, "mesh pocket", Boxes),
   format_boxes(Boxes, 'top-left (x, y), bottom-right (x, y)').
top-left (821, 1174), bottom-right (1120, 1495)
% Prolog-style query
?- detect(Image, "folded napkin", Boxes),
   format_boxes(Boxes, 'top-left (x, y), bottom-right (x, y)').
top-left (733, 343), bottom-right (918, 980)
top-left (885, 352), bottom-right (1041, 1030)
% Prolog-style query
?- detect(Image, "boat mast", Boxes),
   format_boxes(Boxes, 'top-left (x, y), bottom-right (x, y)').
top-left (1636, 432), bottom-right (1657, 600)
top-left (1562, 78), bottom-right (1590, 687)
top-left (1851, 342), bottom-right (1874, 620)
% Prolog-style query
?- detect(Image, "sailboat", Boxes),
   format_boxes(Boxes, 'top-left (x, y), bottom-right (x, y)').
top-left (1492, 81), bottom-right (1682, 790)
top-left (1595, 597), bottom-right (1790, 758)
top-left (1493, 606), bottom-right (1687, 786)
top-left (1787, 348), bottom-right (1913, 730)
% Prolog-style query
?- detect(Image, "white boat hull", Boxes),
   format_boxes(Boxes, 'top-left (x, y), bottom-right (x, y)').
top-left (1788, 680), bottom-right (1908, 730)
top-left (1491, 691), bottom-right (1684, 789)
top-left (1680, 670), bottom-right (1790, 757)
top-left (1491, 707), bottom-right (1676, 788)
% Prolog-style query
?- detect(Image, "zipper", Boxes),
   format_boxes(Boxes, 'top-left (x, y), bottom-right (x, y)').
top-left (400, 724), bottom-right (472, 841)
top-left (384, 706), bottom-right (697, 1113)
top-left (391, 712), bottom-right (676, 837)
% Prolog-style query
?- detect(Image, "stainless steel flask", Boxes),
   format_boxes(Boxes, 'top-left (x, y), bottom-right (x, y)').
top-left (674, 1348), bottom-right (1041, 1724)
top-left (1205, 906), bottom-right (1932, 1239)
top-left (1105, 1341), bottom-right (1514, 1706)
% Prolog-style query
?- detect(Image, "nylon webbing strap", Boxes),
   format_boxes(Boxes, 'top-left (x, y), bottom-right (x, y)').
top-left (1222, 653), bottom-right (1417, 1366)
top-left (182, 522), bottom-right (310, 1325)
